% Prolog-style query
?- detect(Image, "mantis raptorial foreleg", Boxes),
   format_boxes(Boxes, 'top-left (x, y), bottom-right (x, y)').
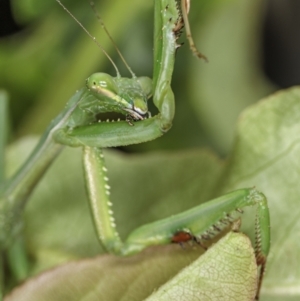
top-left (84, 144), bottom-right (270, 298)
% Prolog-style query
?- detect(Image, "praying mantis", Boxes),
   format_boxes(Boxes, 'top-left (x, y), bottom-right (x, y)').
top-left (0, 0), bottom-right (271, 300)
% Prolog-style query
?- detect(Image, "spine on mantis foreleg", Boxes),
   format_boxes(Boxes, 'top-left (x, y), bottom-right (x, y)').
top-left (254, 191), bottom-right (270, 299)
top-left (254, 193), bottom-right (270, 262)
top-left (83, 147), bottom-right (123, 253)
top-left (121, 188), bottom-right (271, 257)
top-left (54, 118), bottom-right (164, 148)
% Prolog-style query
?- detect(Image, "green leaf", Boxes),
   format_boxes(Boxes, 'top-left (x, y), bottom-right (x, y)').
top-left (145, 232), bottom-right (257, 301)
top-left (219, 87), bottom-right (300, 300)
top-left (5, 232), bottom-right (256, 301)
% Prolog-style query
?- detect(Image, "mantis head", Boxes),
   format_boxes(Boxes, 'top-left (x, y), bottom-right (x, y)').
top-left (86, 73), bottom-right (152, 121)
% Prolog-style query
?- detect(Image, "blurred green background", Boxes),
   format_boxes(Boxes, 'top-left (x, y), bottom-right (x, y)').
top-left (3, 0), bottom-right (299, 154)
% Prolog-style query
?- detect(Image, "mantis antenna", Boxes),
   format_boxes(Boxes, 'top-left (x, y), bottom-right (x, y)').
top-left (181, 0), bottom-right (208, 62)
top-left (56, 0), bottom-right (122, 78)
top-left (88, 1), bottom-right (137, 78)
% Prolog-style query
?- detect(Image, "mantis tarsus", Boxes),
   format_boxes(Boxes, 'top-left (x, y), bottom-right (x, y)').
top-left (0, 0), bottom-right (270, 299)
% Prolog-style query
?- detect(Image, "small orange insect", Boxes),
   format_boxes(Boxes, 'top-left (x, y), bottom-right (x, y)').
top-left (171, 230), bottom-right (194, 243)
top-left (171, 230), bottom-right (207, 250)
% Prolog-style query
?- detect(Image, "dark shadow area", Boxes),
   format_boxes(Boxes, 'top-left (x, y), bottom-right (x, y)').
top-left (262, 0), bottom-right (300, 87)
top-left (0, 0), bottom-right (22, 37)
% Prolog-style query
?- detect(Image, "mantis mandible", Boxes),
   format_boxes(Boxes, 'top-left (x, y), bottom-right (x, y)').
top-left (0, 0), bottom-right (270, 300)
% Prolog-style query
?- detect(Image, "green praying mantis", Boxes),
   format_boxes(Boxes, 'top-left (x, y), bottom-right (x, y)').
top-left (0, 0), bottom-right (271, 300)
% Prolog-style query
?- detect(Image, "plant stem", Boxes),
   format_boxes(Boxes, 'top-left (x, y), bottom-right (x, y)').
top-left (0, 88), bottom-right (88, 248)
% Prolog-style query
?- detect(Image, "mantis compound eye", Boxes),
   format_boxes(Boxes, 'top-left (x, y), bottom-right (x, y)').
top-left (86, 72), bottom-right (118, 98)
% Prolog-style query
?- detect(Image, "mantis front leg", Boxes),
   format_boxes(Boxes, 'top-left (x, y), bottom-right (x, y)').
top-left (84, 146), bottom-right (271, 259)
top-left (83, 147), bottom-right (270, 298)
